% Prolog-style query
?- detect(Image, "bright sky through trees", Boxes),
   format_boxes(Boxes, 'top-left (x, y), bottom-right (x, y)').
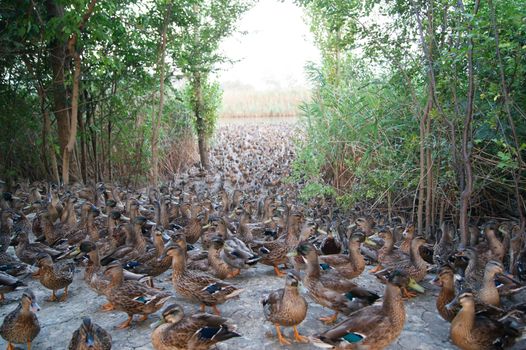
top-left (218, 0), bottom-right (320, 91)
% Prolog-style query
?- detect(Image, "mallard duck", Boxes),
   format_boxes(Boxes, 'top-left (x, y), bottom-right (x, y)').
top-left (123, 229), bottom-right (172, 278)
top-left (33, 252), bottom-right (74, 301)
top-left (151, 303), bottom-right (240, 350)
top-left (0, 210), bottom-right (13, 253)
top-left (79, 241), bottom-right (112, 300)
top-left (262, 271), bottom-right (308, 345)
top-left (181, 204), bottom-right (203, 245)
top-left (68, 317), bottom-right (112, 350)
top-left (310, 270), bottom-right (417, 350)
top-left (0, 271), bottom-right (26, 301)
top-left (370, 227), bottom-right (407, 273)
top-left (432, 265), bottom-right (457, 322)
top-left (0, 289), bottom-right (40, 350)
top-left (319, 230), bottom-right (342, 255)
top-left (355, 216), bottom-right (375, 236)
top-left (378, 236), bottom-right (429, 298)
top-left (64, 204), bottom-right (101, 245)
top-left (433, 221), bottom-right (455, 266)
top-left (251, 211), bottom-right (303, 276)
top-left (0, 251), bottom-right (32, 278)
top-left (449, 291), bottom-right (521, 350)
top-left (293, 241), bottom-right (379, 324)
top-left (476, 260), bottom-right (504, 307)
top-left (100, 216), bottom-right (150, 266)
top-left (162, 244), bottom-right (243, 315)
top-left (103, 262), bottom-right (171, 329)
top-left (319, 232), bottom-right (371, 279)
top-left (10, 230), bottom-right (63, 264)
top-left (220, 235), bottom-right (260, 270)
top-left (208, 236), bottom-right (240, 279)
top-left (398, 222), bottom-right (415, 254)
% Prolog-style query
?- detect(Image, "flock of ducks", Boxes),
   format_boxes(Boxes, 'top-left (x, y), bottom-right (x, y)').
top-left (0, 124), bottom-right (525, 350)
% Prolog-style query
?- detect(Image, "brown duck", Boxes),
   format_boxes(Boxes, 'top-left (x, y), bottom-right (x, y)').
top-left (262, 271), bottom-right (308, 345)
top-left (151, 303), bottom-right (240, 350)
top-left (0, 289), bottom-right (40, 350)
top-left (33, 252), bottom-right (74, 301)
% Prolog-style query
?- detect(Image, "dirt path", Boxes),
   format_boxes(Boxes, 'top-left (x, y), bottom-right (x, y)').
top-left (1, 121), bottom-right (454, 349)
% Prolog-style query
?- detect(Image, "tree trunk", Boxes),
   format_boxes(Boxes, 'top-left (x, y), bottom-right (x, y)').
top-left (78, 100), bottom-right (88, 183)
top-left (151, 2), bottom-right (172, 185)
top-left (45, 0), bottom-right (70, 166)
top-left (62, 41), bottom-right (81, 186)
top-left (425, 113), bottom-right (433, 237)
top-left (459, 0), bottom-right (480, 247)
top-left (417, 97), bottom-right (432, 235)
top-left (193, 73), bottom-right (210, 169)
top-left (37, 85), bottom-right (60, 184)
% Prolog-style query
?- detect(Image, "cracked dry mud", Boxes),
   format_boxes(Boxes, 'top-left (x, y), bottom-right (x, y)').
top-left (0, 120), bottom-right (456, 350)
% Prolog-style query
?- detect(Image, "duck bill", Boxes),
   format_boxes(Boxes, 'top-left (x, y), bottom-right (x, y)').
top-left (31, 302), bottom-right (41, 313)
top-left (445, 298), bottom-right (458, 311)
top-left (431, 276), bottom-right (442, 287)
top-left (286, 251), bottom-right (298, 257)
top-left (407, 279), bottom-right (425, 293)
top-left (150, 318), bottom-right (165, 329)
top-left (86, 334), bottom-right (95, 347)
top-left (364, 238), bottom-right (377, 247)
top-left (68, 247), bottom-right (82, 258)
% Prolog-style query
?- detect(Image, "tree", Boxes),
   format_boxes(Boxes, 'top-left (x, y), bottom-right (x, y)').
top-left (173, 0), bottom-right (253, 169)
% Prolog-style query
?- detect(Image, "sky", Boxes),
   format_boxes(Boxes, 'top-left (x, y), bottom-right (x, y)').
top-left (217, 0), bottom-right (320, 91)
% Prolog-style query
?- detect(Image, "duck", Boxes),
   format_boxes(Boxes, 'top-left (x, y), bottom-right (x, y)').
top-left (431, 265), bottom-right (458, 322)
top-left (293, 241), bottom-right (379, 324)
top-left (151, 303), bottom-right (240, 350)
top-left (64, 203), bottom-right (101, 245)
top-left (319, 229), bottom-right (342, 255)
top-left (208, 235), bottom-right (240, 279)
top-left (476, 260), bottom-right (505, 307)
top-left (433, 221), bottom-right (455, 266)
top-left (448, 291), bottom-right (521, 350)
top-left (0, 251), bottom-right (32, 278)
top-left (100, 216), bottom-right (150, 266)
top-left (77, 241), bottom-right (149, 310)
top-left (0, 210), bottom-right (13, 253)
top-left (169, 231), bottom-right (209, 271)
top-left (33, 252), bottom-right (75, 301)
top-left (370, 227), bottom-right (407, 273)
top-left (0, 271), bottom-right (26, 301)
top-left (180, 204), bottom-right (203, 245)
top-left (220, 234), bottom-right (260, 270)
top-left (103, 262), bottom-right (171, 329)
top-left (251, 211), bottom-right (303, 276)
top-left (318, 231), bottom-right (370, 279)
top-left (398, 222), bottom-right (415, 254)
top-left (262, 271), bottom-right (308, 345)
top-left (377, 236), bottom-right (429, 298)
top-left (68, 317), bottom-right (112, 350)
top-left (162, 244), bottom-right (243, 315)
top-left (0, 289), bottom-right (41, 350)
top-left (79, 241), bottom-right (113, 305)
top-left (310, 270), bottom-right (415, 350)
top-left (123, 229), bottom-right (172, 278)
top-left (10, 230), bottom-right (63, 264)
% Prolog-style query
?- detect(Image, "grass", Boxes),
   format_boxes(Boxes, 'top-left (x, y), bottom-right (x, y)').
top-left (220, 87), bottom-right (311, 118)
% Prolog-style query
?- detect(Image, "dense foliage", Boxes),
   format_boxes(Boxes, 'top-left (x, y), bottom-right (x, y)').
top-left (0, 0), bottom-right (252, 184)
top-left (293, 0), bottom-right (526, 237)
